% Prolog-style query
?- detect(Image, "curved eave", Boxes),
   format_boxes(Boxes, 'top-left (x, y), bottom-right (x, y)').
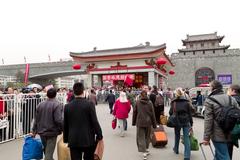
top-left (178, 45), bottom-right (230, 52)
top-left (71, 47), bottom-right (166, 62)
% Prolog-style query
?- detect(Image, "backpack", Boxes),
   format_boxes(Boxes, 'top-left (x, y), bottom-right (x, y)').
top-left (155, 94), bottom-right (164, 107)
top-left (208, 96), bottom-right (240, 134)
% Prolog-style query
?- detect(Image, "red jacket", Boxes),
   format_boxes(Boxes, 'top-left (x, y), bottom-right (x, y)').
top-left (0, 97), bottom-right (4, 114)
top-left (113, 99), bottom-right (131, 119)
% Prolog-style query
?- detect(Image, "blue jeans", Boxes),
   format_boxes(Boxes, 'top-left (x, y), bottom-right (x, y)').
top-left (212, 141), bottom-right (230, 160)
top-left (174, 126), bottom-right (191, 159)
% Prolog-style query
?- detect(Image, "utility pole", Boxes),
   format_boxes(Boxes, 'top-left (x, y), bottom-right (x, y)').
top-left (48, 54), bottom-right (51, 62)
top-left (24, 56), bottom-right (26, 63)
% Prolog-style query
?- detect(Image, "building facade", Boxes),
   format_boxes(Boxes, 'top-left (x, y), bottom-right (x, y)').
top-left (55, 75), bottom-right (88, 89)
top-left (169, 32), bottom-right (240, 89)
top-left (0, 75), bottom-right (16, 88)
top-left (70, 43), bottom-right (174, 89)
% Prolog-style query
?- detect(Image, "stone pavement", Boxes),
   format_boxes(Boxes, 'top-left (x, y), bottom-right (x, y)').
top-left (0, 103), bottom-right (239, 160)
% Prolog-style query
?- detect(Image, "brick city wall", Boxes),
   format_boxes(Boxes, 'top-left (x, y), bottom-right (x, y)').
top-left (168, 49), bottom-right (240, 89)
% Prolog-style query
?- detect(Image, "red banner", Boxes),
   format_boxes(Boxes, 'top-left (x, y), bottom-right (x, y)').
top-left (102, 74), bottom-right (135, 81)
top-left (124, 75), bottom-right (134, 86)
top-left (24, 64), bottom-right (30, 85)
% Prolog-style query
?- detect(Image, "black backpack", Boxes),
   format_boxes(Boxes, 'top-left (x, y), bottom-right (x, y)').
top-left (208, 96), bottom-right (240, 134)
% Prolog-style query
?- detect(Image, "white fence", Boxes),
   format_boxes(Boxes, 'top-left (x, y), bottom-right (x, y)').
top-left (0, 93), bottom-right (67, 144)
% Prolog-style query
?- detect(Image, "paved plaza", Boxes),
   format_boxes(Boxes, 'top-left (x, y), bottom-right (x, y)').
top-left (0, 103), bottom-right (240, 160)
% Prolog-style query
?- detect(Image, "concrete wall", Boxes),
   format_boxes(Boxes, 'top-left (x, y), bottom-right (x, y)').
top-left (0, 61), bottom-right (81, 78)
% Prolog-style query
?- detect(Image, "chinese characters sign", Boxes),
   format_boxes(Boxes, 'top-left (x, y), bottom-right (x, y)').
top-left (102, 74), bottom-right (135, 81)
top-left (217, 74), bottom-right (232, 85)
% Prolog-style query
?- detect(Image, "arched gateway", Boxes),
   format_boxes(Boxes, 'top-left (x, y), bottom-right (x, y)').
top-left (70, 43), bottom-right (174, 89)
top-left (195, 67), bottom-right (215, 87)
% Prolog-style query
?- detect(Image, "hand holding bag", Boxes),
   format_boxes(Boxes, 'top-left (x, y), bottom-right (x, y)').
top-left (181, 130), bottom-right (199, 151)
top-left (22, 136), bottom-right (43, 160)
top-left (94, 139), bottom-right (104, 160)
top-left (190, 134), bottom-right (199, 151)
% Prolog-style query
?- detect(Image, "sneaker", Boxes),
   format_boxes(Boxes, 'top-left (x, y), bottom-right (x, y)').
top-left (173, 148), bottom-right (179, 154)
top-left (146, 150), bottom-right (150, 156)
top-left (120, 132), bottom-right (125, 137)
top-left (143, 153), bottom-right (147, 160)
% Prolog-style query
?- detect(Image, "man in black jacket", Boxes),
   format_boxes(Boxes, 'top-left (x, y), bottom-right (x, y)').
top-left (150, 85), bottom-right (164, 124)
top-left (64, 82), bottom-right (103, 160)
top-left (105, 90), bottom-right (116, 114)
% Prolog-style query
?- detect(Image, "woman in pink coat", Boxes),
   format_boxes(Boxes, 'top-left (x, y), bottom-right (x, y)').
top-left (113, 91), bottom-right (131, 137)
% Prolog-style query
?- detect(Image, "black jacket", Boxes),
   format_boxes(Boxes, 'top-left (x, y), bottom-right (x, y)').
top-left (150, 91), bottom-right (158, 107)
top-left (63, 97), bottom-right (103, 148)
top-left (169, 96), bottom-right (193, 127)
top-left (105, 93), bottom-right (116, 104)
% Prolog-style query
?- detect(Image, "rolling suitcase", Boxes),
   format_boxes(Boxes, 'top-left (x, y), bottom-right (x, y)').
top-left (151, 125), bottom-right (168, 148)
top-left (199, 142), bottom-right (214, 160)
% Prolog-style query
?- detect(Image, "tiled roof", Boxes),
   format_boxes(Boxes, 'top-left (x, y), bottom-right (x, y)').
top-left (70, 43), bottom-right (166, 57)
top-left (182, 32), bottom-right (224, 42)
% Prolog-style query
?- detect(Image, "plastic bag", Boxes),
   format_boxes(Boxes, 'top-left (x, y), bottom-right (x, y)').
top-left (190, 135), bottom-right (199, 151)
top-left (22, 136), bottom-right (43, 160)
top-left (112, 118), bottom-right (117, 129)
top-left (181, 134), bottom-right (199, 151)
top-left (57, 135), bottom-right (71, 160)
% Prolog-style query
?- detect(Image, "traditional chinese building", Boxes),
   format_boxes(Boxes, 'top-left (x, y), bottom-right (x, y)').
top-left (70, 42), bottom-right (174, 89)
top-left (169, 32), bottom-right (240, 89)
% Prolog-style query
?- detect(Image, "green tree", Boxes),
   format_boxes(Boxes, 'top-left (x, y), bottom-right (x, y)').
top-left (6, 82), bottom-right (14, 88)
top-left (15, 70), bottom-right (25, 83)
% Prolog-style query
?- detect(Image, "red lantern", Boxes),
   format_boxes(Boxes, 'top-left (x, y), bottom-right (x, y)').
top-left (72, 64), bottom-right (81, 70)
top-left (169, 69), bottom-right (175, 75)
top-left (156, 58), bottom-right (167, 65)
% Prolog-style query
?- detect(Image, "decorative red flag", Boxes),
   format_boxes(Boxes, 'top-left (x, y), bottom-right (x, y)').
top-left (24, 64), bottom-right (30, 85)
top-left (124, 75), bottom-right (133, 86)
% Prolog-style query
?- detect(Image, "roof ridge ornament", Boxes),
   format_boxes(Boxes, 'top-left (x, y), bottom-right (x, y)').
top-left (145, 42), bottom-right (150, 47)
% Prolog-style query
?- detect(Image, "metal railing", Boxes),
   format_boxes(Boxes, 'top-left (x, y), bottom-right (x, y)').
top-left (0, 93), bottom-right (66, 144)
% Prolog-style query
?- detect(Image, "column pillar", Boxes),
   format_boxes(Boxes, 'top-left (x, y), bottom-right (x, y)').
top-left (156, 74), bottom-right (159, 88)
top-left (148, 71), bottom-right (155, 87)
top-left (88, 74), bottom-right (93, 88)
top-left (98, 75), bottom-right (103, 87)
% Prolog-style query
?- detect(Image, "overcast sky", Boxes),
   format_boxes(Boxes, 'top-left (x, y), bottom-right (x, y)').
top-left (0, 0), bottom-right (239, 65)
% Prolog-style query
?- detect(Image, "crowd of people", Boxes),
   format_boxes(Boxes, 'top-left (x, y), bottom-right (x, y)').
top-left (1, 80), bottom-right (240, 160)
